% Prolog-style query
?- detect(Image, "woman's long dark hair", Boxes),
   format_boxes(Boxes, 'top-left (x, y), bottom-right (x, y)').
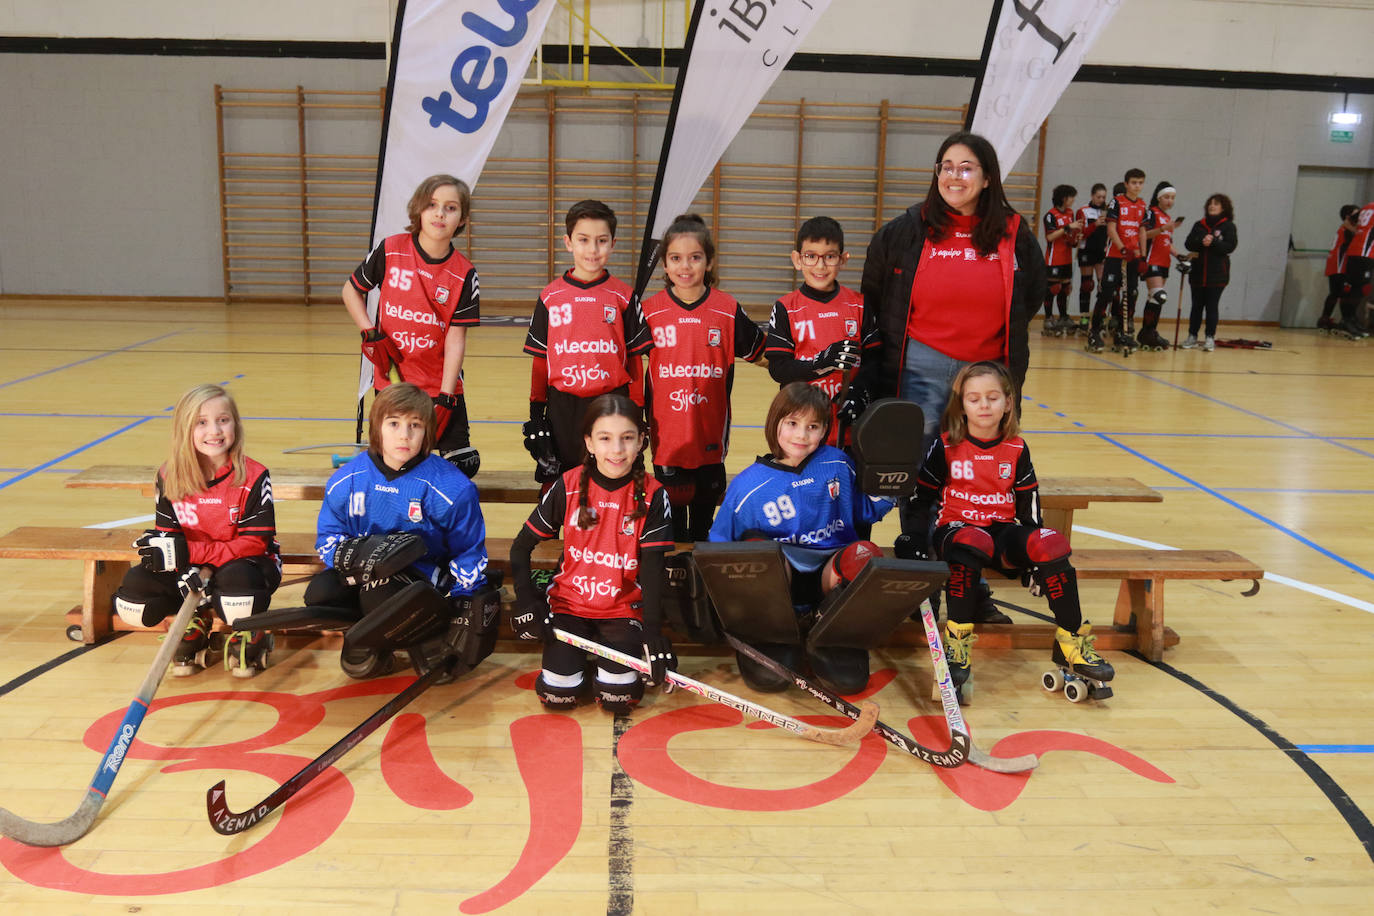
top-left (576, 393), bottom-right (649, 530)
top-left (920, 131), bottom-right (1016, 256)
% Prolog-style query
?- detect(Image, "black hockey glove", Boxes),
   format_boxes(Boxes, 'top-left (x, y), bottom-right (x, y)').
top-left (332, 532), bottom-right (427, 586)
top-left (522, 406), bottom-right (559, 481)
top-left (510, 598), bottom-right (551, 642)
top-left (177, 566), bottom-right (210, 601)
top-left (835, 388), bottom-right (870, 429)
top-left (1020, 567), bottom-right (1044, 598)
top-left (893, 533), bottom-right (931, 562)
top-left (641, 633), bottom-right (678, 691)
top-left (1175, 253), bottom-right (1193, 275)
top-left (360, 328), bottom-right (403, 375)
top-left (134, 529), bottom-right (189, 573)
top-left (812, 339), bottom-right (861, 374)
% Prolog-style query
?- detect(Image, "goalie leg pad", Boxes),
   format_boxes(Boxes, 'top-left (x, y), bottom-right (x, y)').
top-left (851, 399), bottom-right (927, 498)
top-left (114, 566), bottom-right (180, 627)
top-left (536, 672), bottom-right (585, 710)
top-left (446, 586), bottom-right (502, 669)
top-left (344, 579), bottom-right (450, 654)
top-left (807, 645), bottom-right (871, 696)
top-left (735, 643), bottom-right (803, 693)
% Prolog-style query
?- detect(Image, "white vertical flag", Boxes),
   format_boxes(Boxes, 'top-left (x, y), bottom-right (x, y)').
top-left (357, 0), bottom-right (558, 403)
top-left (969, 0), bottom-right (1128, 177)
top-left (634, 0), bottom-right (834, 298)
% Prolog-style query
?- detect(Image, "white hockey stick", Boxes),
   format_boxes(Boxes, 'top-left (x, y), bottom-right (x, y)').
top-left (553, 628), bottom-right (877, 747)
top-left (0, 584), bottom-right (204, 846)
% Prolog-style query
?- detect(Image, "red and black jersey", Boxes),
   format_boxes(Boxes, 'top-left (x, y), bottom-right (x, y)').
top-left (1144, 207), bottom-right (1177, 268)
top-left (154, 457), bottom-right (278, 569)
top-left (1042, 207), bottom-right (1077, 267)
top-left (641, 287), bottom-right (766, 469)
top-left (765, 284), bottom-right (878, 401)
top-left (1326, 225), bottom-right (1355, 276)
top-left (1105, 194), bottom-right (1149, 259)
top-left (915, 433), bottom-right (1040, 529)
top-left (349, 233), bottom-right (479, 395)
top-left (522, 466), bottom-right (673, 620)
top-left (1345, 203), bottom-right (1374, 260)
top-left (524, 270), bottom-right (651, 397)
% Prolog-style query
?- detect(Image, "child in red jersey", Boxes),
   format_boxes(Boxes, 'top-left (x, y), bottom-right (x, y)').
top-left (1336, 201), bottom-right (1374, 338)
top-left (1320, 204), bottom-right (1361, 332)
top-left (912, 362), bottom-right (1113, 704)
top-left (523, 200), bottom-right (652, 484)
top-left (1087, 169), bottom-right (1149, 353)
top-left (1074, 183), bottom-right (1109, 332)
top-left (342, 174), bottom-right (481, 477)
top-left (114, 384), bottom-right (280, 678)
top-left (764, 215), bottom-right (880, 448)
top-left (1041, 184), bottom-right (1083, 335)
top-left (640, 214), bottom-right (766, 540)
top-left (509, 394), bottom-right (676, 713)
top-left (1136, 181), bottom-right (1185, 351)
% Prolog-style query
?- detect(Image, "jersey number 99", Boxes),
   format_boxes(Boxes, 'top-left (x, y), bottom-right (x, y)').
top-left (762, 495), bottom-right (797, 527)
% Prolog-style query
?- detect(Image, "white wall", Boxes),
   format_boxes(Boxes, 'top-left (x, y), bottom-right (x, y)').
top-left (4, 1), bottom-right (1374, 77)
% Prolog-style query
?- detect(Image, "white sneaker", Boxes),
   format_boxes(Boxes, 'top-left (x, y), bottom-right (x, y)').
top-left (1203, 337), bottom-right (1215, 351)
top-left (1181, 335), bottom-right (1198, 349)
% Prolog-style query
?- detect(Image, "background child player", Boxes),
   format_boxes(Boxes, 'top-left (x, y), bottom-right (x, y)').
top-left (508, 394), bottom-right (676, 713)
top-left (522, 199), bottom-right (651, 485)
top-left (114, 384), bottom-right (280, 678)
top-left (1088, 169), bottom-right (1149, 353)
top-left (709, 382), bottom-right (894, 694)
top-left (1075, 183), bottom-right (1109, 333)
top-left (764, 216), bottom-right (880, 448)
top-left (1319, 204), bottom-right (1361, 332)
top-left (911, 361), bottom-right (1114, 704)
top-left (640, 214), bottom-right (766, 541)
top-left (342, 173), bottom-right (481, 477)
top-left (1041, 185), bottom-right (1082, 336)
top-left (1136, 181), bottom-right (1184, 351)
top-left (308, 383), bottom-right (490, 679)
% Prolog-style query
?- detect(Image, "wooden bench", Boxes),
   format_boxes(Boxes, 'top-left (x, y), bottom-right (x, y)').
top-left (67, 466), bottom-right (1162, 541)
top-left (0, 527), bottom-right (557, 645)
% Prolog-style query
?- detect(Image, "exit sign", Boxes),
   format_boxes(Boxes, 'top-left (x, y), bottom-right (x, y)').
top-left (1331, 129), bottom-right (1355, 143)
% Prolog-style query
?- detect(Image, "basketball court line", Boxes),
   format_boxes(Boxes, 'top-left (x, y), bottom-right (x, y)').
top-left (0, 331), bottom-right (184, 390)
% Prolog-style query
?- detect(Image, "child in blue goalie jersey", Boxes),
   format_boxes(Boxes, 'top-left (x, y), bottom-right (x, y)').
top-left (307, 382), bottom-right (490, 678)
top-left (710, 382), bottom-right (894, 692)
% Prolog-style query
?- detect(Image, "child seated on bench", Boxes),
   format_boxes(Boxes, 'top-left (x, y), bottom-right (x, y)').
top-left (912, 360), bottom-right (1114, 702)
top-left (308, 383), bottom-right (491, 679)
top-left (113, 384), bottom-right (280, 678)
top-left (709, 382), bottom-right (894, 694)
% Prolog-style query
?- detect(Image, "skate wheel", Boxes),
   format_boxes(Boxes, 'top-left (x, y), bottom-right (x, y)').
top-left (194, 647), bottom-right (212, 668)
top-left (341, 648), bottom-right (395, 680)
top-left (1064, 679), bottom-right (1089, 703)
top-left (66, 624), bottom-right (84, 642)
top-left (1042, 669), bottom-right (1064, 692)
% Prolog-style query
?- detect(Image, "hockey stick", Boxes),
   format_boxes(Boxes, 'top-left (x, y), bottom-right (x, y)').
top-left (0, 584), bottom-right (205, 846)
top-left (911, 599), bottom-right (1038, 773)
top-left (1172, 260), bottom-right (1189, 348)
top-left (206, 654), bottom-right (454, 835)
top-left (553, 628), bottom-right (877, 747)
top-left (724, 633), bottom-right (970, 769)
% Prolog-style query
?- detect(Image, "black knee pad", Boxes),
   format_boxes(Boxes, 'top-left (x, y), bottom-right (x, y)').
top-left (1081, 276), bottom-right (1095, 296)
top-left (535, 674), bottom-right (584, 710)
top-left (114, 580), bottom-right (181, 628)
top-left (595, 675), bottom-right (645, 714)
top-left (213, 556), bottom-right (278, 626)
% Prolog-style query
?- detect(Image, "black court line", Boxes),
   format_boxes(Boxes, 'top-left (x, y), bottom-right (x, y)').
top-left (994, 598), bottom-right (1374, 863)
top-left (0, 633), bottom-right (129, 698)
top-left (608, 713), bottom-right (635, 915)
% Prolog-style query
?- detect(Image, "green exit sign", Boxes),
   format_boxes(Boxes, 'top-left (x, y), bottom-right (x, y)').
top-left (1331, 129), bottom-right (1356, 143)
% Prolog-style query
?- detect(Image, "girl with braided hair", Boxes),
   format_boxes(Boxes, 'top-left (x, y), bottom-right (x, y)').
top-left (508, 394), bottom-right (676, 713)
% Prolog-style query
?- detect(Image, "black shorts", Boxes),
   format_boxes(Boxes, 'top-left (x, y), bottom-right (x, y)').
top-left (1077, 244), bottom-right (1106, 268)
top-left (1346, 256), bottom-right (1374, 297)
top-left (1047, 264), bottom-right (1073, 282)
top-left (1144, 264), bottom-right (1169, 280)
top-left (547, 384), bottom-right (631, 472)
top-left (541, 613), bottom-right (642, 678)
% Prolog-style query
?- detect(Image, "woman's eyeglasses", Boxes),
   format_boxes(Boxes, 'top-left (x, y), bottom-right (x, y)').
top-left (936, 162), bottom-right (981, 179)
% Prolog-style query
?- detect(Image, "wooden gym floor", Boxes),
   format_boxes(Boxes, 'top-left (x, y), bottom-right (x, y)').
top-left (0, 298), bottom-right (1371, 914)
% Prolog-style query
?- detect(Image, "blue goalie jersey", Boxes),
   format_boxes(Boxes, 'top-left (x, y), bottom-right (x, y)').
top-left (317, 452), bottom-right (489, 596)
top-left (708, 445), bottom-right (893, 549)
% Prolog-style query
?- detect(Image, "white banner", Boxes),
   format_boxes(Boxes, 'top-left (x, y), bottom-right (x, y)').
top-left (644, 0), bottom-right (833, 249)
top-left (969, 0), bottom-right (1127, 177)
top-left (357, 0), bottom-right (558, 400)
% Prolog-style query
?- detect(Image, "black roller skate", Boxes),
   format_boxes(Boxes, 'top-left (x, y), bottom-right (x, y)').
top-left (1135, 328), bottom-right (1169, 351)
top-left (1084, 328), bottom-right (1105, 353)
top-left (1111, 329), bottom-right (1135, 357)
top-left (941, 620), bottom-right (976, 706)
top-left (172, 607), bottom-right (217, 677)
top-left (1043, 622), bottom-right (1114, 702)
top-left (1336, 320), bottom-right (1369, 340)
top-left (1317, 316), bottom-right (1339, 334)
top-left (224, 630), bottom-right (273, 679)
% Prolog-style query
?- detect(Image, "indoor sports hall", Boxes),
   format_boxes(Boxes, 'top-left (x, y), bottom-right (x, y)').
top-left (1, 2), bottom-right (1372, 913)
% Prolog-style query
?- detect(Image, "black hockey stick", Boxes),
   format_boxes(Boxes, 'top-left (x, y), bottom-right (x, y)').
top-left (0, 584), bottom-right (204, 846)
top-left (205, 654), bottom-right (454, 835)
top-left (554, 628), bottom-right (878, 747)
top-left (723, 634), bottom-right (970, 768)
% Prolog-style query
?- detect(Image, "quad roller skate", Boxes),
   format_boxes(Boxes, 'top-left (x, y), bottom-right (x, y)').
top-left (1042, 622), bottom-right (1114, 702)
top-left (1110, 329), bottom-right (1135, 357)
top-left (1084, 328), bottom-right (1105, 353)
top-left (172, 607), bottom-right (219, 677)
top-left (1075, 315), bottom-right (1091, 336)
top-left (1317, 316), bottom-right (1339, 334)
top-left (224, 630), bottom-right (273, 679)
top-left (1135, 328), bottom-right (1169, 351)
top-left (1334, 320), bottom-right (1369, 341)
top-left (939, 620), bottom-right (976, 706)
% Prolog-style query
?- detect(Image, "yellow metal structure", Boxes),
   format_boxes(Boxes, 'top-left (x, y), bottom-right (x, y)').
top-left (531, 0), bottom-right (692, 90)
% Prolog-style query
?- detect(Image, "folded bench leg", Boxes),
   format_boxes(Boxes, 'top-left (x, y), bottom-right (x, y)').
top-left (81, 559), bottom-right (125, 645)
top-left (1112, 578), bottom-right (1165, 662)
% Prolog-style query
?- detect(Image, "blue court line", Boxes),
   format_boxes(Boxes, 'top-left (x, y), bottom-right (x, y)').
top-left (1298, 745), bottom-right (1374, 754)
top-left (1069, 352), bottom-right (1374, 460)
top-left (0, 418), bottom-right (155, 491)
top-left (1150, 486), bottom-right (1374, 495)
top-left (1098, 432), bottom-right (1374, 582)
top-left (0, 331), bottom-right (182, 390)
